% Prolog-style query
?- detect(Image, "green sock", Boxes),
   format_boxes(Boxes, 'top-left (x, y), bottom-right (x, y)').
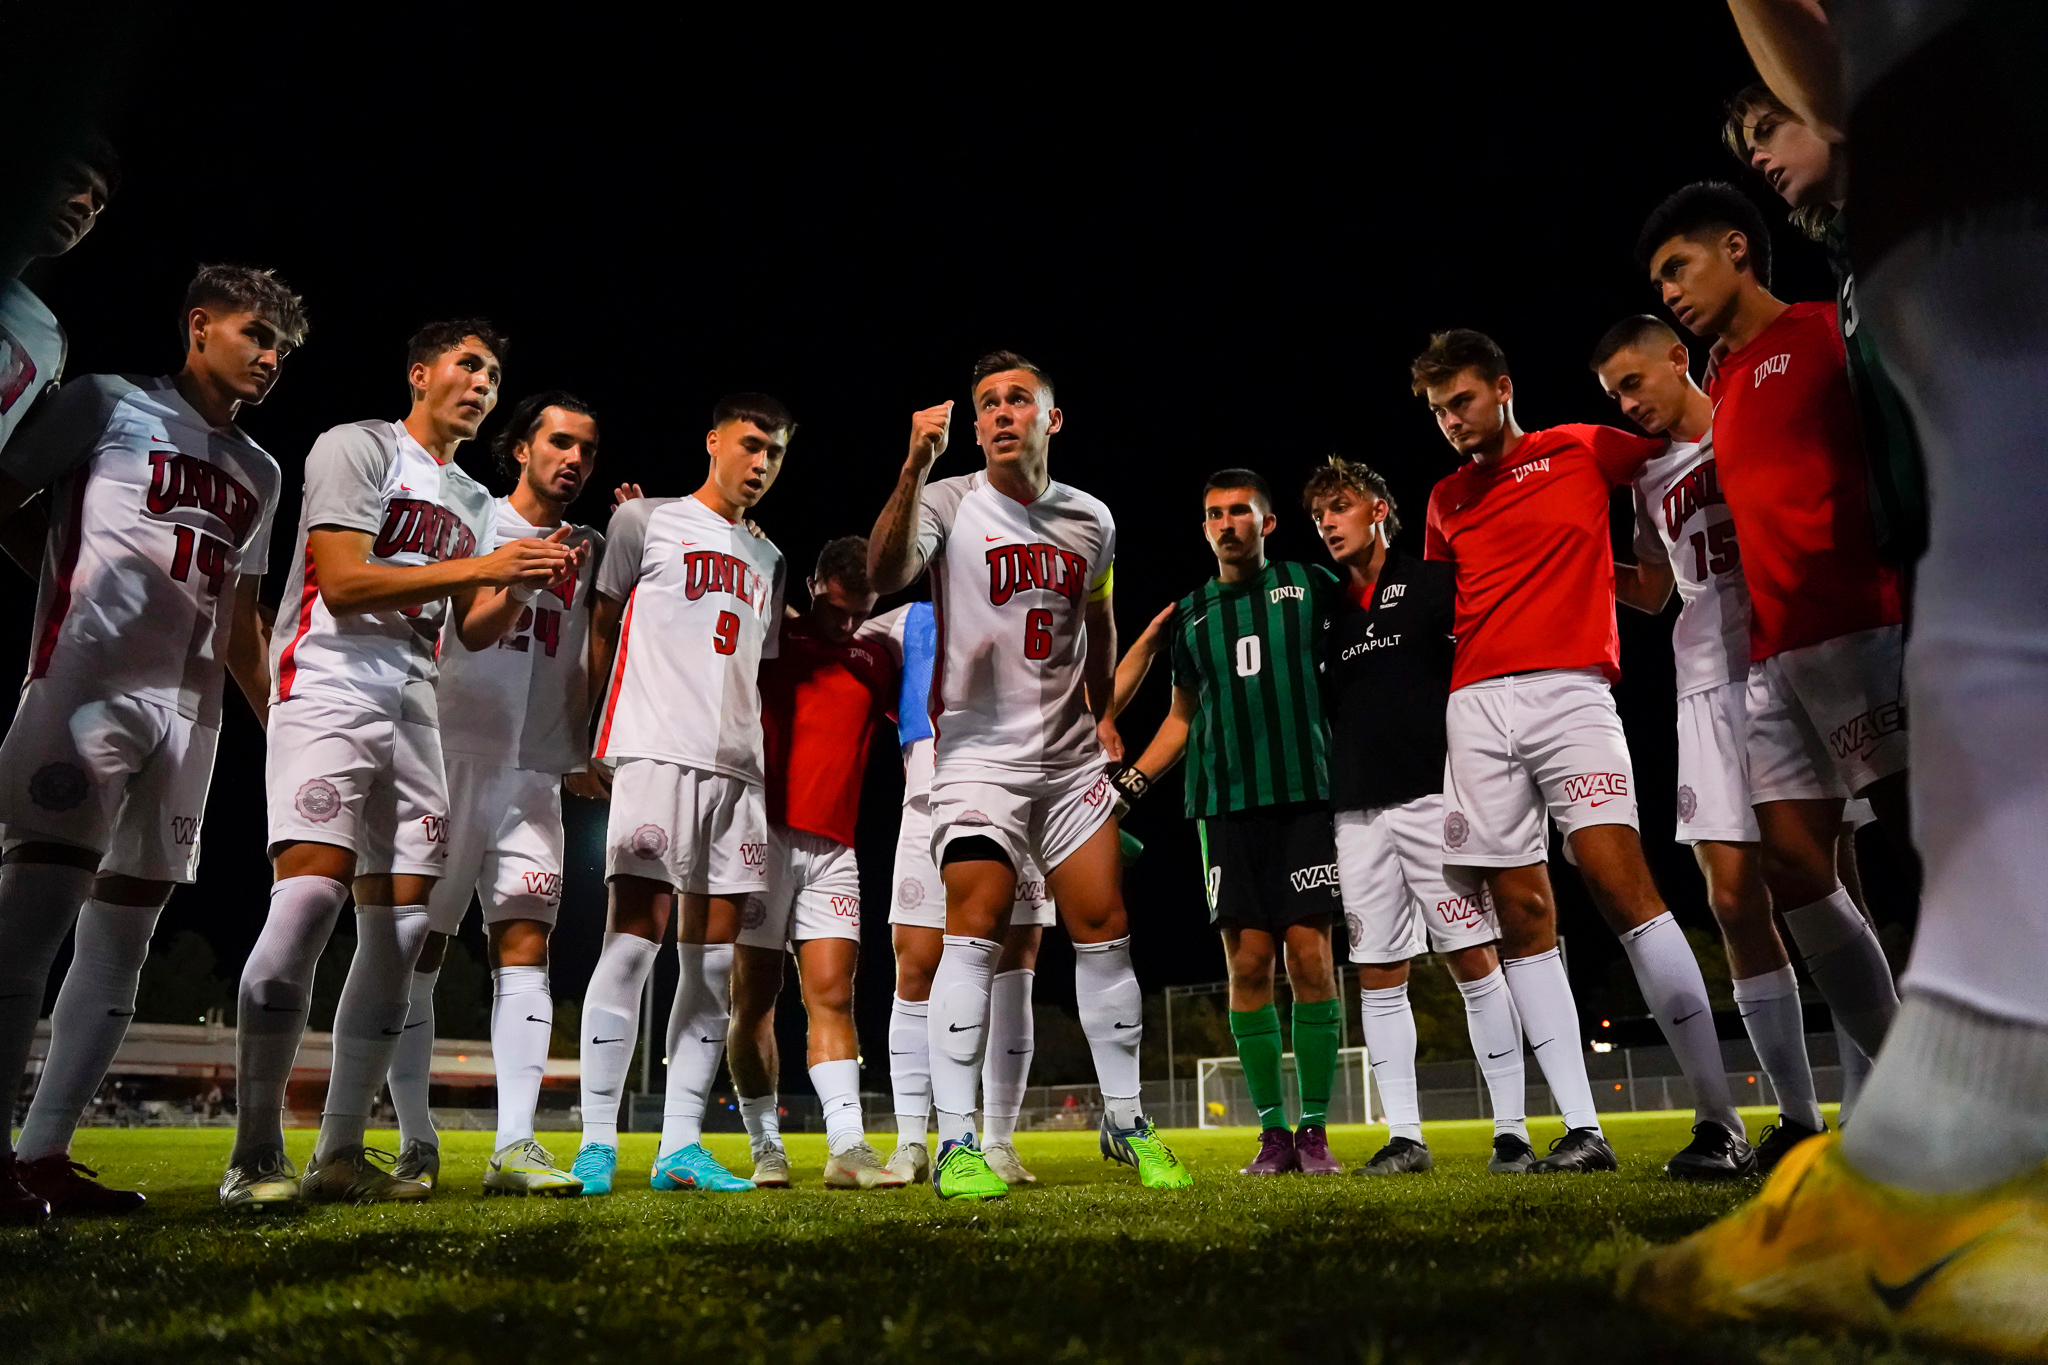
top-left (1292, 997), bottom-right (1342, 1128)
top-left (1229, 1005), bottom-right (1287, 1131)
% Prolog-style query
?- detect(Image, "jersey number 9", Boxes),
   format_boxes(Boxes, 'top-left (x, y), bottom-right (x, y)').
top-left (712, 610), bottom-right (741, 656)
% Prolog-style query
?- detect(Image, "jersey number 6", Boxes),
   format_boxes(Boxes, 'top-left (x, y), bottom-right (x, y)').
top-left (1024, 608), bottom-right (1053, 660)
top-left (712, 610), bottom-right (741, 655)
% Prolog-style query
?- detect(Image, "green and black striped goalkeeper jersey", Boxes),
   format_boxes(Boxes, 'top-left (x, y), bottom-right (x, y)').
top-left (1167, 560), bottom-right (1335, 817)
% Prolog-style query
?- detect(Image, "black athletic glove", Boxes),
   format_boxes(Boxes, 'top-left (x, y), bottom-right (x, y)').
top-left (1108, 763), bottom-right (1151, 821)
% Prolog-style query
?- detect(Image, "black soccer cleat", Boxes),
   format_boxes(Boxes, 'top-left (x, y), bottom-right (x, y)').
top-left (1752, 1115), bottom-right (1827, 1177)
top-left (0, 1154), bottom-right (52, 1226)
top-left (1351, 1136), bottom-right (1433, 1177)
top-left (1664, 1121), bottom-right (1759, 1182)
top-left (1487, 1132), bottom-right (1536, 1174)
top-left (1529, 1127), bottom-right (1618, 1174)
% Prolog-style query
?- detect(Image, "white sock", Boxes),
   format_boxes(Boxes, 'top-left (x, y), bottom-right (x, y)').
top-left (1731, 965), bottom-right (1824, 1131)
top-left (1620, 912), bottom-right (1741, 1137)
top-left (1360, 984), bottom-right (1423, 1142)
top-left (1501, 947), bottom-right (1601, 1133)
top-left (0, 862), bottom-right (96, 1154)
top-left (1455, 968), bottom-right (1528, 1140)
top-left (738, 1093), bottom-right (782, 1151)
top-left (1838, 1027), bottom-right (1872, 1125)
top-left (386, 966), bottom-right (439, 1150)
top-left (16, 899), bottom-right (158, 1163)
top-left (579, 931), bottom-right (657, 1148)
top-left (316, 905), bottom-right (430, 1162)
top-left (1781, 888), bottom-right (1898, 1060)
top-left (657, 942), bottom-right (732, 1158)
top-left (810, 1058), bottom-right (865, 1155)
top-left (232, 875), bottom-right (348, 1161)
top-left (1074, 936), bottom-right (1143, 1131)
top-left (927, 936), bottom-right (997, 1145)
top-left (1842, 991), bottom-right (2048, 1194)
top-left (889, 995), bottom-right (931, 1145)
top-left (980, 968), bottom-right (1033, 1144)
top-left (491, 965), bottom-right (552, 1150)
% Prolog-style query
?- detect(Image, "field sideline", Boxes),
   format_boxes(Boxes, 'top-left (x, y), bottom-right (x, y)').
top-left (1, 1107), bottom-right (1966, 1364)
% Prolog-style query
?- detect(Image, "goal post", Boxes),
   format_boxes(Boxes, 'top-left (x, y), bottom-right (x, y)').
top-left (1195, 1046), bottom-right (1376, 1128)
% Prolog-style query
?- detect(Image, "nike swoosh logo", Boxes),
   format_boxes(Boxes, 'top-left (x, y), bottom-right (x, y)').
top-left (1590, 798), bottom-right (1614, 807)
top-left (679, 540), bottom-right (698, 546)
top-left (947, 1023), bottom-right (980, 1033)
top-left (890, 1050), bottom-right (916, 1055)
top-left (592, 1036), bottom-right (626, 1044)
top-left (381, 1027), bottom-right (405, 1036)
top-left (1869, 1242), bottom-right (1977, 1314)
top-left (260, 1003), bottom-right (298, 1013)
top-left (1673, 1009), bottom-right (1703, 1025)
top-left (1006, 1048), bottom-right (1029, 1055)
top-left (526, 1015), bottom-right (549, 1024)
top-left (107, 1008), bottom-right (136, 1017)
top-left (1112, 1021), bottom-right (1138, 1030)
top-left (1189, 613), bottom-right (1208, 627)
top-left (1487, 1049), bottom-right (1513, 1059)
top-left (699, 1036), bottom-right (722, 1043)
top-left (984, 535), bottom-right (1002, 542)
top-left (404, 1020), bottom-right (427, 1029)
top-left (1533, 1038), bottom-right (1553, 1050)
top-left (1735, 1007), bottom-right (1758, 1018)
top-left (150, 435), bottom-right (174, 444)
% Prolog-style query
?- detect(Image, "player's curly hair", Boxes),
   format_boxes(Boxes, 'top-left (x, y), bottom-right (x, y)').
top-left (492, 389), bottom-right (598, 481)
top-left (1721, 82), bottom-right (1837, 243)
top-left (179, 264), bottom-right (309, 350)
top-left (1410, 329), bottom-right (1508, 397)
top-left (970, 350), bottom-right (1055, 404)
top-left (1301, 455), bottom-right (1402, 543)
top-left (812, 535), bottom-right (869, 593)
top-left (1634, 182), bottom-right (1773, 288)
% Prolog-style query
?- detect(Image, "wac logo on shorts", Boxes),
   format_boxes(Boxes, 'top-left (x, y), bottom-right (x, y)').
top-left (294, 777), bottom-right (341, 822)
top-left (1562, 772), bottom-right (1629, 804)
top-left (1829, 700), bottom-right (1906, 760)
top-left (830, 894), bottom-right (859, 919)
top-left (170, 814), bottom-right (201, 845)
top-left (1205, 865), bottom-right (1221, 910)
top-left (739, 842), bottom-right (767, 869)
top-left (1288, 862), bottom-right (1338, 894)
top-left (420, 815), bottom-right (448, 844)
top-left (521, 871), bottom-right (562, 899)
top-left (1433, 893), bottom-right (1487, 929)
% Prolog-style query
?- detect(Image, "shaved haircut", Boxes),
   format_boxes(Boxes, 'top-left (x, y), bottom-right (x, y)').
top-left (1589, 315), bottom-right (1683, 372)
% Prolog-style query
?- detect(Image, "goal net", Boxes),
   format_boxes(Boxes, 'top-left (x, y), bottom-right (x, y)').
top-left (1195, 1046), bottom-right (1377, 1128)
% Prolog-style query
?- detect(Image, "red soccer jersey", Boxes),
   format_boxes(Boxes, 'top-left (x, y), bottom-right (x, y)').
top-left (1425, 423), bottom-right (1661, 692)
top-left (758, 615), bottom-right (898, 847)
top-left (1707, 301), bottom-right (1902, 660)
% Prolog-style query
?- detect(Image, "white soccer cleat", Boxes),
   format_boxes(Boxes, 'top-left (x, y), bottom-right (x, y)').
top-left (750, 1144), bottom-right (792, 1189)
top-left (884, 1141), bottom-right (930, 1186)
top-left (483, 1138), bottom-right (583, 1197)
top-left (982, 1139), bottom-right (1038, 1186)
top-left (824, 1140), bottom-right (907, 1189)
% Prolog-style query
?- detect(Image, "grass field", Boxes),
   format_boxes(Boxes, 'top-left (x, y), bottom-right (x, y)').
top-left (0, 1108), bottom-right (1975, 1364)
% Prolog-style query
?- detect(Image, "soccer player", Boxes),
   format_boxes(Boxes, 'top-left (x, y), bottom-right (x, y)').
top-left (867, 351), bottom-right (1190, 1199)
top-left (220, 321), bottom-right (582, 1211)
top-left (875, 596), bottom-right (1054, 1188)
top-left (1414, 328), bottom-right (1751, 1179)
top-left (726, 535), bottom-right (905, 1190)
top-left (1592, 315), bottom-right (1829, 1172)
top-left (1303, 458), bottom-right (1533, 1178)
top-left (0, 266), bottom-right (303, 1224)
top-left (570, 393), bottom-right (790, 1198)
top-left (1636, 185), bottom-right (1903, 1074)
top-left (379, 391), bottom-right (604, 1197)
top-left (1111, 470), bottom-right (1346, 1178)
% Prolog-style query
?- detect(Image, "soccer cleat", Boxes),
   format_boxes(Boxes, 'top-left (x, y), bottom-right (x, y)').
top-left (1241, 1127), bottom-right (1297, 1175)
top-left (1620, 1134), bottom-right (2048, 1358)
top-left (650, 1143), bottom-right (755, 1193)
top-left (1488, 1133), bottom-right (1537, 1174)
top-left (0, 1155), bottom-right (52, 1226)
top-left (825, 1140), bottom-right (908, 1190)
top-left (483, 1138), bottom-right (583, 1197)
top-left (1100, 1114), bottom-right (1195, 1189)
top-left (217, 1146), bottom-right (301, 1214)
top-left (19, 1156), bottom-right (145, 1216)
top-left (1294, 1124), bottom-right (1342, 1176)
top-left (1753, 1115), bottom-right (1827, 1177)
top-left (750, 1144), bottom-right (792, 1188)
top-left (884, 1141), bottom-right (930, 1186)
top-left (1665, 1121), bottom-right (1759, 1182)
top-left (570, 1143), bottom-right (617, 1196)
top-left (931, 1137), bottom-right (1009, 1201)
top-left (390, 1139), bottom-right (440, 1192)
top-left (1353, 1136), bottom-right (1434, 1177)
top-left (981, 1139), bottom-right (1037, 1186)
top-left (301, 1145), bottom-right (431, 1203)
top-left (1529, 1127), bottom-right (1619, 1174)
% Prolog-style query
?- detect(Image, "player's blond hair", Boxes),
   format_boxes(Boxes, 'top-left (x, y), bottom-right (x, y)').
top-left (1301, 456), bottom-right (1402, 543)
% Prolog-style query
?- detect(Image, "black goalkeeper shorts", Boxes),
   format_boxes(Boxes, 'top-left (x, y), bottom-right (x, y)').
top-left (1196, 803), bottom-right (1340, 931)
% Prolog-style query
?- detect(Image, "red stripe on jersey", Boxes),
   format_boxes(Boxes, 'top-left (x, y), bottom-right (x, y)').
top-left (275, 539), bottom-right (322, 700)
top-left (28, 472), bottom-right (91, 681)
top-left (593, 588), bottom-right (637, 759)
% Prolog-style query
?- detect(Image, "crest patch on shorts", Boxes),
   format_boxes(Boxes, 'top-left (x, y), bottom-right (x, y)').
top-left (1444, 809), bottom-right (1470, 850)
top-left (28, 761), bottom-right (88, 812)
top-left (742, 897), bottom-right (767, 929)
top-left (294, 777), bottom-right (342, 823)
top-left (1676, 785), bottom-right (1698, 822)
top-left (1345, 912), bottom-right (1364, 952)
top-left (629, 823), bottom-right (669, 860)
top-left (896, 877), bottom-right (924, 909)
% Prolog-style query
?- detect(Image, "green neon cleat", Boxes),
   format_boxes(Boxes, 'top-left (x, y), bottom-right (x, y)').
top-left (1100, 1114), bottom-right (1194, 1189)
top-left (931, 1137), bottom-right (1010, 1201)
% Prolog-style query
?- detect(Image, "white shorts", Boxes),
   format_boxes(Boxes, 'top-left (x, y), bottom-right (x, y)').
top-left (264, 692), bottom-right (450, 878)
top-left (1337, 794), bottom-right (1500, 961)
top-left (0, 681), bottom-right (218, 883)
top-left (1746, 625), bottom-right (1909, 804)
top-left (1441, 668), bottom-right (1640, 867)
top-left (1675, 682), bottom-right (1760, 844)
top-left (890, 742), bottom-right (1054, 930)
top-left (605, 758), bottom-right (766, 897)
top-left (424, 758), bottom-right (566, 934)
top-left (928, 761), bottom-right (1111, 890)
top-left (738, 824), bottom-right (862, 948)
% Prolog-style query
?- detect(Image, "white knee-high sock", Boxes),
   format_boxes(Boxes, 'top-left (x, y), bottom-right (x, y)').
top-left (316, 905), bottom-right (430, 1161)
top-left (232, 875), bottom-right (348, 1162)
top-left (0, 862), bottom-right (96, 1154)
top-left (1838, 1027), bottom-right (1872, 1125)
top-left (1620, 913), bottom-right (1742, 1137)
top-left (980, 968), bottom-right (1034, 1144)
top-left (1782, 889), bottom-right (1898, 1060)
top-left (579, 931), bottom-right (657, 1148)
top-left (738, 1094), bottom-right (782, 1151)
top-left (927, 936), bottom-right (998, 1145)
top-left (492, 965), bottom-right (552, 1150)
top-left (890, 995), bottom-right (931, 1145)
top-left (1360, 985), bottom-right (1422, 1142)
top-left (657, 942), bottom-right (732, 1158)
top-left (16, 900), bottom-right (159, 1162)
top-left (1501, 947), bottom-right (1601, 1133)
top-left (1074, 936), bottom-right (1143, 1131)
top-left (385, 966), bottom-right (439, 1150)
top-left (1455, 968), bottom-right (1527, 1139)
top-left (1731, 965), bottom-right (1824, 1131)
top-left (810, 1058), bottom-right (865, 1154)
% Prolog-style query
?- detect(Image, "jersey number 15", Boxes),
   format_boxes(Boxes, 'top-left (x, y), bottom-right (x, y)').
top-left (1687, 523), bottom-right (1739, 579)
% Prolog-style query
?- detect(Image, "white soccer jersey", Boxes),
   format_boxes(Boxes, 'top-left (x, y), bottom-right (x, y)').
top-left (915, 470), bottom-right (1115, 778)
top-left (271, 421), bottom-right (498, 726)
top-left (0, 281), bottom-right (64, 453)
top-left (0, 374), bottom-right (280, 727)
top-left (436, 498), bottom-right (602, 775)
top-left (1632, 433), bottom-right (1752, 699)
top-left (592, 495), bottom-right (784, 785)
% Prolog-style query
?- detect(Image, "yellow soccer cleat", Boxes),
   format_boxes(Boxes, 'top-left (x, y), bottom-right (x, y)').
top-left (1620, 1133), bottom-right (2048, 1359)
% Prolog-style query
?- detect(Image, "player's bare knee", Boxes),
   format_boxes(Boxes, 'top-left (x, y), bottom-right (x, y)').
top-left (1356, 960), bottom-right (1410, 991)
top-left (1442, 943), bottom-right (1499, 983)
top-left (996, 924), bottom-right (1041, 974)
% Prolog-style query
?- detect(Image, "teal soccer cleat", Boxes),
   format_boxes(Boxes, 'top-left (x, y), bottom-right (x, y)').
top-left (650, 1143), bottom-right (755, 1193)
top-left (570, 1143), bottom-right (617, 1196)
